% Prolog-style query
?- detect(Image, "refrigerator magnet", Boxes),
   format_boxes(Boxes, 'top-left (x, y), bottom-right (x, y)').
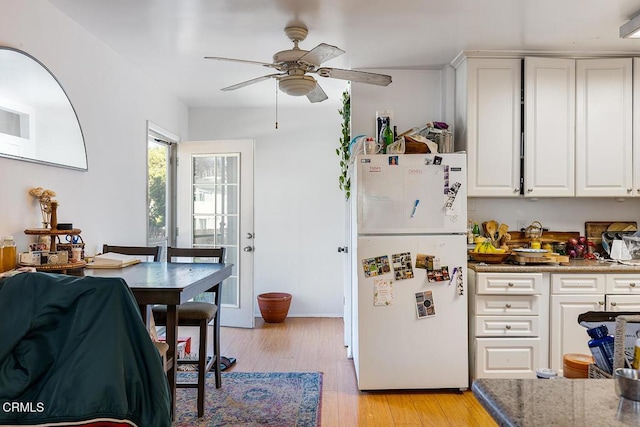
top-left (415, 290), bottom-right (436, 318)
top-left (392, 252), bottom-right (414, 280)
top-left (373, 278), bottom-right (393, 306)
top-left (362, 255), bottom-right (391, 278)
top-left (414, 253), bottom-right (433, 270)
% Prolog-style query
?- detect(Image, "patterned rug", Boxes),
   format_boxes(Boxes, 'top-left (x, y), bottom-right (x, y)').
top-left (173, 371), bottom-right (322, 426)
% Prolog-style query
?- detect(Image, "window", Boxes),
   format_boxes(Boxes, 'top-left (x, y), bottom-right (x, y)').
top-left (147, 123), bottom-right (178, 259)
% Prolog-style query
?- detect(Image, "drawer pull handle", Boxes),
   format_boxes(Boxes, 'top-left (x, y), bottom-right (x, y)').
top-left (507, 282), bottom-right (514, 287)
top-left (630, 283), bottom-right (636, 288)
top-left (505, 304), bottom-right (512, 309)
top-left (505, 325), bottom-right (512, 330)
top-left (611, 302), bottom-right (617, 307)
top-left (598, 301), bottom-right (605, 306)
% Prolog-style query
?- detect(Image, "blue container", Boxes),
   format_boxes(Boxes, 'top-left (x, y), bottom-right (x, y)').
top-left (587, 325), bottom-right (615, 374)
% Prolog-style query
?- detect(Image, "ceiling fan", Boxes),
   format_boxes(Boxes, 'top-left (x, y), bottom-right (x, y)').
top-left (205, 25), bottom-right (392, 103)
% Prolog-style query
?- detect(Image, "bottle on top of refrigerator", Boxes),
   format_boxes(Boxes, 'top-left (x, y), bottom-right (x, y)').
top-left (2, 236), bottom-right (16, 272)
top-left (379, 118), bottom-right (394, 153)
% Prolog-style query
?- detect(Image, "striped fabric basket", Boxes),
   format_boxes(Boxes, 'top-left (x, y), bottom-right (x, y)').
top-left (588, 314), bottom-right (640, 379)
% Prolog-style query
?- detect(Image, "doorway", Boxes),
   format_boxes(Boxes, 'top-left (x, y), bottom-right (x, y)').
top-left (177, 139), bottom-right (255, 328)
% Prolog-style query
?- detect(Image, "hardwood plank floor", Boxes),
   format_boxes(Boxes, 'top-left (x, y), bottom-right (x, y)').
top-left (219, 317), bottom-right (497, 427)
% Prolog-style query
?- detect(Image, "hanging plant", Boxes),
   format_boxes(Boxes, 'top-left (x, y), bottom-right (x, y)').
top-left (337, 89), bottom-right (351, 199)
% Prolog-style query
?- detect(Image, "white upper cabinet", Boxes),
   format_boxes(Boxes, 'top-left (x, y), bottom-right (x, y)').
top-left (457, 58), bottom-right (522, 197)
top-left (524, 57), bottom-right (575, 197)
top-left (575, 58), bottom-right (633, 197)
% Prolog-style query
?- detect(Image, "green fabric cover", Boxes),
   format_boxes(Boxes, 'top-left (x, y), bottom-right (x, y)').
top-left (0, 272), bottom-right (171, 426)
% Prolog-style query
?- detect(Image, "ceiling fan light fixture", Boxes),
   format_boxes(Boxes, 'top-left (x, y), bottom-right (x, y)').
top-left (278, 75), bottom-right (316, 96)
top-left (620, 11), bottom-right (640, 38)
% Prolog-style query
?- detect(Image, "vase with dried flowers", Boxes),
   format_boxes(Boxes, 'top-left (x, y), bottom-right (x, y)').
top-left (28, 187), bottom-right (57, 229)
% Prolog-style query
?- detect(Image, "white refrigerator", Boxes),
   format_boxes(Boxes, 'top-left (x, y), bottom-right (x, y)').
top-left (350, 153), bottom-right (468, 390)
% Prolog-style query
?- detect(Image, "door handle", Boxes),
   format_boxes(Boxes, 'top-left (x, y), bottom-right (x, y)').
top-left (243, 246), bottom-right (254, 252)
top-left (246, 233), bottom-right (254, 239)
top-left (337, 247), bottom-right (349, 253)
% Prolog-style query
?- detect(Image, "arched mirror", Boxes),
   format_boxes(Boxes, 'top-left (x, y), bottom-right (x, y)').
top-left (0, 47), bottom-right (87, 170)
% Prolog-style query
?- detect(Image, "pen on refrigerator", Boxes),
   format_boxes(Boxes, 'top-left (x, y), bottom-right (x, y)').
top-left (411, 199), bottom-right (420, 218)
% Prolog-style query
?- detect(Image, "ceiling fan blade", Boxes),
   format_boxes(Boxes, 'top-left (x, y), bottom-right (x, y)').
top-left (316, 67), bottom-right (392, 86)
top-left (306, 82), bottom-right (328, 103)
top-left (205, 56), bottom-right (278, 69)
top-left (298, 43), bottom-right (345, 66)
top-left (221, 73), bottom-right (283, 91)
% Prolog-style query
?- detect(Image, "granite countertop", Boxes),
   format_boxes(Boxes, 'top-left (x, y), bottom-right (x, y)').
top-left (469, 259), bottom-right (640, 273)
top-left (472, 378), bottom-right (640, 426)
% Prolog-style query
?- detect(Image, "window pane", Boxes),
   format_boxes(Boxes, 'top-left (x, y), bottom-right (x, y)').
top-left (193, 184), bottom-right (238, 215)
top-left (148, 141), bottom-right (168, 243)
top-left (193, 154), bottom-right (239, 185)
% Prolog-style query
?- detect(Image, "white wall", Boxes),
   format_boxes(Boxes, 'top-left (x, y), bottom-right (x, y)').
top-left (188, 104), bottom-right (346, 317)
top-left (0, 1), bottom-right (188, 252)
top-left (351, 69), bottom-right (446, 138)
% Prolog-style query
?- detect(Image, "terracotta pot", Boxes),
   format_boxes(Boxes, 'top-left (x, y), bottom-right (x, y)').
top-left (257, 292), bottom-right (292, 323)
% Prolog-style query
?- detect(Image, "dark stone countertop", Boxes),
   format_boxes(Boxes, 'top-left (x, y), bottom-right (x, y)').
top-left (472, 378), bottom-right (640, 426)
top-left (469, 259), bottom-right (640, 274)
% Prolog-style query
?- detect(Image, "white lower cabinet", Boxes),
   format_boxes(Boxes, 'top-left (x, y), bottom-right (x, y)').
top-left (471, 270), bottom-right (640, 380)
top-left (549, 273), bottom-right (640, 375)
top-left (470, 272), bottom-right (549, 380)
top-left (549, 294), bottom-right (604, 373)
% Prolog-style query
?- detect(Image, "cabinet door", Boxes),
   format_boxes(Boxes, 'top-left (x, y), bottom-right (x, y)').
top-left (606, 294), bottom-right (640, 311)
top-left (475, 338), bottom-right (540, 379)
top-left (524, 57), bottom-right (575, 197)
top-left (576, 58), bottom-right (633, 197)
top-left (550, 295), bottom-right (605, 373)
top-left (634, 58), bottom-right (640, 196)
top-left (464, 58), bottom-right (522, 197)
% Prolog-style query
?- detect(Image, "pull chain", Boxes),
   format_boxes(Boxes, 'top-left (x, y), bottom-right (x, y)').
top-left (275, 80), bottom-right (279, 129)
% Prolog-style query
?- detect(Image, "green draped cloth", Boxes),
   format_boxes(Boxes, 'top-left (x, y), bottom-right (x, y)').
top-left (0, 272), bottom-right (171, 426)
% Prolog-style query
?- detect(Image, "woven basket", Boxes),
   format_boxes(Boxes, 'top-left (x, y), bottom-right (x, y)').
top-left (587, 314), bottom-right (640, 379)
top-left (56, 234), bottom-right (85, 261)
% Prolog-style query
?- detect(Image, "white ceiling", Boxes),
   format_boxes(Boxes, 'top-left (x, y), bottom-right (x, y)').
top-left (49, 0), bottom-right (640, 108)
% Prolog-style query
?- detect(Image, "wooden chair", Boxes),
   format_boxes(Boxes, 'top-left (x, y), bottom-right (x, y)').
top-left (152, 246), bottom-right (226, 418)
top-left (102, 244), bottom-right (162, 262)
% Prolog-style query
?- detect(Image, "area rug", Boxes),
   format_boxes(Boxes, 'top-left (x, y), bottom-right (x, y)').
top-left (173, 371), bottom-right (322, 426)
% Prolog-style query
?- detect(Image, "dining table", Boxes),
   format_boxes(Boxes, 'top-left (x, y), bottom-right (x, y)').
top-left (83, 261), bottom-right (233, 418)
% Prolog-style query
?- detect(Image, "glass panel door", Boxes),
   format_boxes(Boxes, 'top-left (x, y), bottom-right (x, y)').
top-left (178, 139), bottom-right (254, 328)
top-left (192, 154), bottom-right (239, 307)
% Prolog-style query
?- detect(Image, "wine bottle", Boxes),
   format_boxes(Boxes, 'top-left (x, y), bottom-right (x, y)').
top-left (380, 118), bottom-right (394, 153)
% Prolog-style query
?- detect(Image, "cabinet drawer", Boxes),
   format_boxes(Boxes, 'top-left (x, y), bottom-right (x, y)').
top-left (475, 295), bottom-right (540, 316)
top-left (475, 338), bottom-right (540, 379)
top-left (475, 316), bottom-right (539, 337)
top-left (551, 274), bottom-right (605, 294)
top-left (607, 295), bottom-right (640, 311)
top-left (606, 275), bottom-right (640, 294)
top-left (477, 273), bottom-right (543, 294)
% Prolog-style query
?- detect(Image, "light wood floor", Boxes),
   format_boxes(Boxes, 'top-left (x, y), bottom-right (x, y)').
top-left (219, 317), bottom-right (497, 427)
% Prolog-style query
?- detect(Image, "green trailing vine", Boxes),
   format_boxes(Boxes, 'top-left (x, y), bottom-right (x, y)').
top-left (337, 89), bottom-right (351, 199)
